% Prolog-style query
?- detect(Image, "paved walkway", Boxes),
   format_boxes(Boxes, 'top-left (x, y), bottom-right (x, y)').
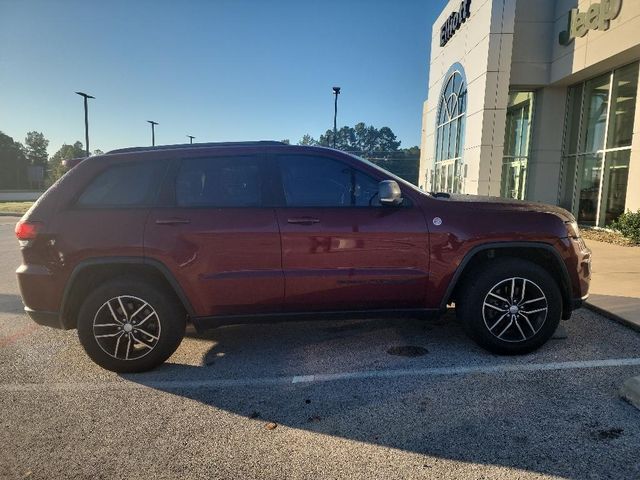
top-left (584, 239), bottom-right (640, 331)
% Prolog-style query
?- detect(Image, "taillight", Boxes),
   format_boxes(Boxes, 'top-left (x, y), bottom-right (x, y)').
top-left (15, 221), bottom-right (42, 245)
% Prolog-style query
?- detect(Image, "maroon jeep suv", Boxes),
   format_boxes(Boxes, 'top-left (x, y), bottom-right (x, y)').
top-left (15, 142), bottom-right (591, 372)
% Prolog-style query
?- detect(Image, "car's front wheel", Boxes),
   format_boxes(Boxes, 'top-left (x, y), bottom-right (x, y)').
top-left (77, 277), bottom-right (186, 372)
top-left (456, 258), bottom-right (562, 355)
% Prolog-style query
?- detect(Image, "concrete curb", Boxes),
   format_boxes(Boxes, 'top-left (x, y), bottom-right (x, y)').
top-left (620, 376), bottom-right (640, 410)
top-left (585, 302), bottom-right (640, 333)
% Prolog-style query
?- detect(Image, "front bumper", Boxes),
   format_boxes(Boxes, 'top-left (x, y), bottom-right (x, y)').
top-left (571, 293), bottom-right (589, 311)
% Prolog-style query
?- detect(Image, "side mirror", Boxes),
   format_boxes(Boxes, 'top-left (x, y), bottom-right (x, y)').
top-left (378, 180), bottom-right (403, 206)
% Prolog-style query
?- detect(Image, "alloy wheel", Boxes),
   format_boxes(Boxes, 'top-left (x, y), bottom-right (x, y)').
top-left (481, 277), bottom-right (548, 343)
top-left (92, 295), bottom-right (161, 360)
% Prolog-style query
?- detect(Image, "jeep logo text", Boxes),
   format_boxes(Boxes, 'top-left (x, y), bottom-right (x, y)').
top-left (559, 0), bottom-right (622, 45)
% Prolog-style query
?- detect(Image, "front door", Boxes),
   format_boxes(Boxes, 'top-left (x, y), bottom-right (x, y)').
top-left (274, 153), bottom-right (429, 312)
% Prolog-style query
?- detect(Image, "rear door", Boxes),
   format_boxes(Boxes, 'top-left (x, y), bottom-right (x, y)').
top-left (144, 149), bottom-right (284, 317)
top-left (273, 152), bottom-right (430, 312)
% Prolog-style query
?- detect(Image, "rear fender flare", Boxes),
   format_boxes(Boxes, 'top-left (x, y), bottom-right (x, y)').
top-left (60, 257), bottom-right (195, 326)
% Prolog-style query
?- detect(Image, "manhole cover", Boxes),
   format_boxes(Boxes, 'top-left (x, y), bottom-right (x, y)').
top-left (386, 346), bottom-right (428, 357)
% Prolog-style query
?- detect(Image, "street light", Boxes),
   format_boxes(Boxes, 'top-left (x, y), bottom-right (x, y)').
top-left (332, 86), bottom-right (341, 148)
top-left (147, 120), bottom-right (159, 146)
top-left (75, 92), bottom-right (95, 156)
top-left (187, 135), bottom-right (195, 144)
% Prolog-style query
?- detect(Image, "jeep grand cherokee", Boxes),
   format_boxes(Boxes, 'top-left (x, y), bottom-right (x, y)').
top-left (15, 141), bottom-right (591, 372)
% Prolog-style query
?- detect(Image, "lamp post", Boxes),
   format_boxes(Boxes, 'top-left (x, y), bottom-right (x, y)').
top-left (332, 86), bottom-right (341, 148)
top-left (187, 135), bottom-right (195, 144)
top-left (75, 92), bottom-right (95, 156)
top-left (147, 120), bottom-right (159, 146)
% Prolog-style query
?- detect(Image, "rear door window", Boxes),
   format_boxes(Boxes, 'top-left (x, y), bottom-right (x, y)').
top-left (77, 160), bottom-right (167, 207)
top-left (175, 156), bottom-right (263, 207)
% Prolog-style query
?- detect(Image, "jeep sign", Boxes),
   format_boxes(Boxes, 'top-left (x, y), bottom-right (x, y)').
top-left (440, 0), bottom-right (472, 47)
top-left (559, 0), bottom-right (622, 45)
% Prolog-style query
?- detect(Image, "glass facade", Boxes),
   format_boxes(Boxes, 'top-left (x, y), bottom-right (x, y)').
top-left (500, 91), bottom-right (534, 200)
top-left (560, 62), bottom-right (638, 226)
top-left (433, 67), bottom-right (466, 193)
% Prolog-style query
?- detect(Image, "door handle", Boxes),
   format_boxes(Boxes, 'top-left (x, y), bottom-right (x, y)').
top-left (287, 217), bottom-right (320, 225)
top-left (155, 218), bottom-right (191, 225)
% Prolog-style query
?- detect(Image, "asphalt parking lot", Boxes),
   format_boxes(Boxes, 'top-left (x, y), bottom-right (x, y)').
top-left (1, 220), bottom-right (639, 480)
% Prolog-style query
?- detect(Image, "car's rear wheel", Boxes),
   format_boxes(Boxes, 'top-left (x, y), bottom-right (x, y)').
top-left (77, 277), bottom-right (186, 372)
top-left (456, 258), bottom-right (562, 355)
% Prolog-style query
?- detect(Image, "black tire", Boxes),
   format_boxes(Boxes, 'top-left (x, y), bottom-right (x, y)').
top-left (456, 257), bottom-right (561, 355)
top-left (77, 277), bottom-right (186, 373)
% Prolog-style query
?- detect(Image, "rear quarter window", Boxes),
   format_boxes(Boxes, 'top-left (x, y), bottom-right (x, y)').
top-left (76, 160), bottom-right (168, 207)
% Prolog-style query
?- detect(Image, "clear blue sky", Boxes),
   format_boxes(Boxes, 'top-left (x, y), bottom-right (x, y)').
top-left (0, 0), bottom-right (443, 155)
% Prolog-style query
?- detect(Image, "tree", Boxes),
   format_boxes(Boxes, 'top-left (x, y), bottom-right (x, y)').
top-left (0, 132), bottom-right (28, 189)
top-left (377, 127), bottom-right (401, 152)
top-left (298, 134), bottom-right (318, 146)
top-left (317, 126), bottom-right (357, 151)
top-left (24, 131), bottom-right (49, 187)
top-left (48, 141), bottom-right (84, 185)
top-left (299, 124), bottom-right (420, 184)
top-left (24, 131), bottom-right (49, 167)
top-left (280, 139), bottom-right (290, 145)
top-left (366, 146), bottom-right (420, 185)
top-left (403, 146), bottom-right (420, 158)
top-left (314, 122), bottom-right (401, 155)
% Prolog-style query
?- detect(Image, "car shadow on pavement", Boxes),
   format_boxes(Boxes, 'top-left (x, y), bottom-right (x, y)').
top-left (123, 315), bottom-right (638, 479)
top-left (0, 293), bottom-right (24, 314)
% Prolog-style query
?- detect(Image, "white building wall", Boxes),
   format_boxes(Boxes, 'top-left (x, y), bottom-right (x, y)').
top-left (421, 0), bottom-right (640, 215)
top-left (525, 87), bottom-right (567, 204)
top-left (420, 0), bottom-right (517, 195)
top-left (509, 0), bottom-right (556, 85)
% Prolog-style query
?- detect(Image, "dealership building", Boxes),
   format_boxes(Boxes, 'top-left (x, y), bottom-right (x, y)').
top-left (419, 0), bottom-right (640, 226)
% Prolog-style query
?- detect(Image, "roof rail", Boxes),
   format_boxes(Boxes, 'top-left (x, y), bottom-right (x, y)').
top-left (107, 140), bottom-right (287, 155)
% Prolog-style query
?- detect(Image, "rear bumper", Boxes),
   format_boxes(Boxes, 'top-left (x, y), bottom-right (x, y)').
top-left (24, 307), bottom-right (65, 329)
top-left (17, 263), bottom-right (66, 323)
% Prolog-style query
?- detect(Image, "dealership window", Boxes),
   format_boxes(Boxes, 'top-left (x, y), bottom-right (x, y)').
top-left (500, 92), bottom-right (534, 200)
top-left (433, 66), bottom-right (466, 193)
top-left (560, 62), bottom-right (638, 227)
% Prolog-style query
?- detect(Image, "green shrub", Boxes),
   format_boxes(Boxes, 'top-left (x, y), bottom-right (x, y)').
top-left (609, 210), bottom-right (640, 244)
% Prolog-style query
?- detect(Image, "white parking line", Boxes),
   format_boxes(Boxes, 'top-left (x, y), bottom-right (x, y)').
top-left (292, 375), bottom-right (315, 384)
top-left (2, 357), bottom-right (640, 392)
